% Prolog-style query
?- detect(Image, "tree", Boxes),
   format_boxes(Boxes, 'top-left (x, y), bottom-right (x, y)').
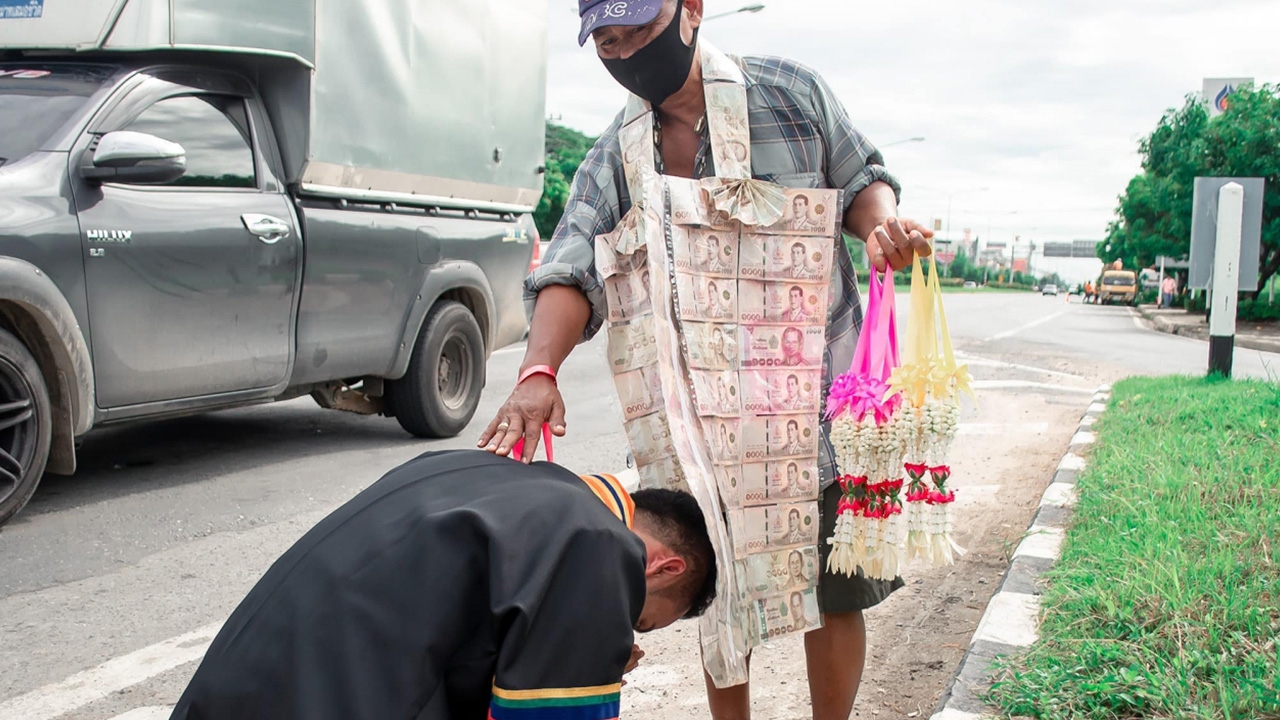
top-left (1102, 85), bottom-right (1280, 294)
top-left (533, 122), bottom-right (599, 239)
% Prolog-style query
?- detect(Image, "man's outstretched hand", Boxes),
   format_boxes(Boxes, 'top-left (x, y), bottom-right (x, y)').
top-left (866, 216), bottom-right (934, 272)
top-left (477, 375), bottom-right (566, 463)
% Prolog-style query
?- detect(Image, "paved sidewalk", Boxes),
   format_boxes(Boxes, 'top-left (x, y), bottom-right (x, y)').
top-left (1137, 305), bottom-right (1280, 354)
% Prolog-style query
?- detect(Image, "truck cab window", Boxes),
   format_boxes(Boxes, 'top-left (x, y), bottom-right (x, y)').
top-left (123, 95), bottom-right (256, 188)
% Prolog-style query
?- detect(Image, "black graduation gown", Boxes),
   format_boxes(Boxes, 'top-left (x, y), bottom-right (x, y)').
top-left (169, 449), bottom-right (646, 720)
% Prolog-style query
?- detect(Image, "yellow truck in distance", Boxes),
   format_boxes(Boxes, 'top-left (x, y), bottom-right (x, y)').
top-left (1098, 269), bottom-right (1139, 305)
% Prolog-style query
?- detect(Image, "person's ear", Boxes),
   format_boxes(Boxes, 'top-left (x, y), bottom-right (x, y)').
top-left (645, 553), bottom-right (687, 582)
top-left (684, 0), bottom-right (703, 32)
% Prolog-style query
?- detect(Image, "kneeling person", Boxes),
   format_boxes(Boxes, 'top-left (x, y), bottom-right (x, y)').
top-left (171, 450), bottom-right (716, 720)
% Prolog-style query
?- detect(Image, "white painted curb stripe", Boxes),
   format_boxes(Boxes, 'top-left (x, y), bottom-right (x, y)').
top-left (1013, 525), bottom-right (1064, 561)
top-left (973, 592), bottom-right (1041, 647)
top-left (1057, 453), bottom-right (1087, 471)
top-left (0, 622), bottom-right (221, 720)
top-left (1087, 402), bottom-right (1107, 414)
top-left (930, 708), bottom-right (986, 720)
top-left (1069, 431), bottom-right (1096, 446)
top-left (1040, 482), bottom-right (1077, 508)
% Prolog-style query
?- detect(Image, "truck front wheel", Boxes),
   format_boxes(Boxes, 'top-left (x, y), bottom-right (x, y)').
top-left (0, 327), bottom-right (52, 527)
top-left (388, 301), bottom-right (486, 438)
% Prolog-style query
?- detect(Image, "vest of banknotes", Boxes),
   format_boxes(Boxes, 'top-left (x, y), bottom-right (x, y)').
top-left (594, 42), bottom-right (842, 687)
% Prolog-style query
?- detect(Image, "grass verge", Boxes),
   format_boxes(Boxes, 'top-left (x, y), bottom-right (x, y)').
top-left (988, 375), bottom-right (1280, 719)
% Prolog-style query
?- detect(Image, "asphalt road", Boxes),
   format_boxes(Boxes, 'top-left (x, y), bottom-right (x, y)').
top-left (0, 292), bottom-right (1275, 720)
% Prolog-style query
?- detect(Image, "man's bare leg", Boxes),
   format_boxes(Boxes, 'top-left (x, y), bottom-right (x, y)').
top-left (804, 611), bottom-right (867, 720)
top-left (704, 653), bottom-right (751, 720)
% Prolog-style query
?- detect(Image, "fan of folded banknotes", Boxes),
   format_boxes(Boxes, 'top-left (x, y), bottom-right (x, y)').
top-left (825, 255), bottom-right (975, 580)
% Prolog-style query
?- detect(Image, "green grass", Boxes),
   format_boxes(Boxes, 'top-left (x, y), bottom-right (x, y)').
top-left (987, 375), bottom-right (1280, 720)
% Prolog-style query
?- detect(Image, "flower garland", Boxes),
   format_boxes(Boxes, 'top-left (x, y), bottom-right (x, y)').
top-left (825, 270), bottom-right (906, 581)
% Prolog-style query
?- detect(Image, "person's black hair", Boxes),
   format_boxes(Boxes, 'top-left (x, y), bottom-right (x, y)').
top-left (631, 488), bottom-right (718, 619)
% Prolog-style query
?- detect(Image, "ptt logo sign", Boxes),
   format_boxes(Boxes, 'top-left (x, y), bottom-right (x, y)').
top-left (1203, 77), bottom-right (1252, 117)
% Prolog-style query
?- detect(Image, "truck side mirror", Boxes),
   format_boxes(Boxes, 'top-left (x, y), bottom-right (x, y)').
top-left (81, 131), bottom-right (187, 185)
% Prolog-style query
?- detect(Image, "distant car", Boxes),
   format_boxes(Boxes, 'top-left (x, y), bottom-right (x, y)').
top-left (1042, 284), bottom-right (1060, 296)
top-left (963, 281), bottom-right (978, 289)
top-left (1069, 284), bottom-right (1082, 295)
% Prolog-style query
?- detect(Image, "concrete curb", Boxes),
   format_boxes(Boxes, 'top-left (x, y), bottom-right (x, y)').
top-left (928, 385), bottom-right (1112, 720)
top-left (1135, 306), bottom-right (1280, 354)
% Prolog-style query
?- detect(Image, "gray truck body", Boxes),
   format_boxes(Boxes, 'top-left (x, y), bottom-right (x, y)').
top-left (0, 1), bottom-right (547, 513)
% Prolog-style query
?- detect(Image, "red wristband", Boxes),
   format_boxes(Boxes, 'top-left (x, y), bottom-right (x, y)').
top-left (517, 364), bottom-right (557, 386)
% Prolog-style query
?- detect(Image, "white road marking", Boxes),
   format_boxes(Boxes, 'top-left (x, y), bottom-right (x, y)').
top-left (980, 309), bottom-right (1071, 342)
top-left (108, 708), bottom-right (173, 720)
top-left (971, 380), bottom-right (1096, 394)
top-left (1127, 307), bottom-right (1148, 331)
top-left (958, 422), bottom-right (1050, 435)
top-left (492, 342), bottom-right (527, 356)
top-left (0, 622), bottom-right (221, 720)
top-left (953, 352), bottom-right (1085, 380)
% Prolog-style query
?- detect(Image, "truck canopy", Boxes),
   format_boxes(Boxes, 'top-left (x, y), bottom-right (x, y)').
top-left (0, 0), bottom-right (549, 212)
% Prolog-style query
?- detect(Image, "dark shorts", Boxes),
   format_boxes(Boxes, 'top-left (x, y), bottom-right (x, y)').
top-left (815, 482), bottom-right (904, 615)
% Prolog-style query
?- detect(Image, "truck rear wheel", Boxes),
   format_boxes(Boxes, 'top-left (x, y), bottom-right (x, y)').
top-left (388, 301), bottom-right (486, 439)
top-left (0, 328), bottom-right (52, 527)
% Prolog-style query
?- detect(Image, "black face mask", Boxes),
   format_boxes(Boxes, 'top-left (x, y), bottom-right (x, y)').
top-left (601, 0), bottom-right (698, 108)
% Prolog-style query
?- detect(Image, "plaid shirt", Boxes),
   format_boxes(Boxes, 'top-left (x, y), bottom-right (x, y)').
top-left (525, 55), bottom-right (901, 489)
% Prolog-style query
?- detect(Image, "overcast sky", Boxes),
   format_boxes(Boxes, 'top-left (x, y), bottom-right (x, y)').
top-left (544, 0), bottom-right (1280, 262)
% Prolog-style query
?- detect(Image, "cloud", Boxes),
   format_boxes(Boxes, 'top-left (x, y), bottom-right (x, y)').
top-left (545, 0), bottom-right (1280, 250)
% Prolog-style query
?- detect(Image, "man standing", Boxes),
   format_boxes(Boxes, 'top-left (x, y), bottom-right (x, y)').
top-left (170, 450), bottom-right (715, 720)
top-left (1161, 274), bottom-right (1177, 308)
top-left (479, 1), bottom-right (932, 718)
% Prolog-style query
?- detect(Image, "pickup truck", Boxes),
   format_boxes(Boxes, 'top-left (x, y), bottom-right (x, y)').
top-left (0, 56), bottom-right (540, 526)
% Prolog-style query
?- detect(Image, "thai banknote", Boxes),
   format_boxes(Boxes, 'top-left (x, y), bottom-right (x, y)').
top-left (686, 321), bottom-right (739, 371)
top-left (594, 216), bottom-right (648, 279)
top-left (669, 177), bottom-right (733, 229)
top-left (614, 366), bottom-right (663, 421)
top-left (738, 280), bottom-right (828, 326)
top-left (728, 501), bottom-right (820, 558)
top-left (722, 461), bottom-right (819, 509)
top-left (757, 188), bottom-right (840, 237)
top-left (747, 588), bottom-right (822, 642)
top-left (741, 370), bottom-right (822, 415)
top-left (677, 274), bottom-right (738, 323)
top-left (741, 414), bottom-right (819, 462)
top-left (674, 226), bottom-right (739, 277)
top-left (739, 324), bottom-right (824, 369)
top-left (761, 459), bottom-right (820, 502)
top-left (638, 456), bottom-right (688, 493)
top-left (604, 273), bottom-right (651, 323)
top-left (625, 411), bottom-right (676, 466)
top-left (691, 369), bottom-right (741, 416)
top-left (702, 417), bottom-right (741, 464)
top-left (743, 547), bottom-right (820, 600)
top-left (607, 318), bottom-right (658, 374)
top-left (738, 234), bottom-right (833, 281)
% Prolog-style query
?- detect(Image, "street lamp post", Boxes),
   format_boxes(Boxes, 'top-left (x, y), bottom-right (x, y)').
top-left (705, 4), bottom-right (765, 21)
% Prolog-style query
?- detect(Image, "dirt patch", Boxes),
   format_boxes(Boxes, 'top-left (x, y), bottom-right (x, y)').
top-left (624, 387), bottom-right (1087, 720)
